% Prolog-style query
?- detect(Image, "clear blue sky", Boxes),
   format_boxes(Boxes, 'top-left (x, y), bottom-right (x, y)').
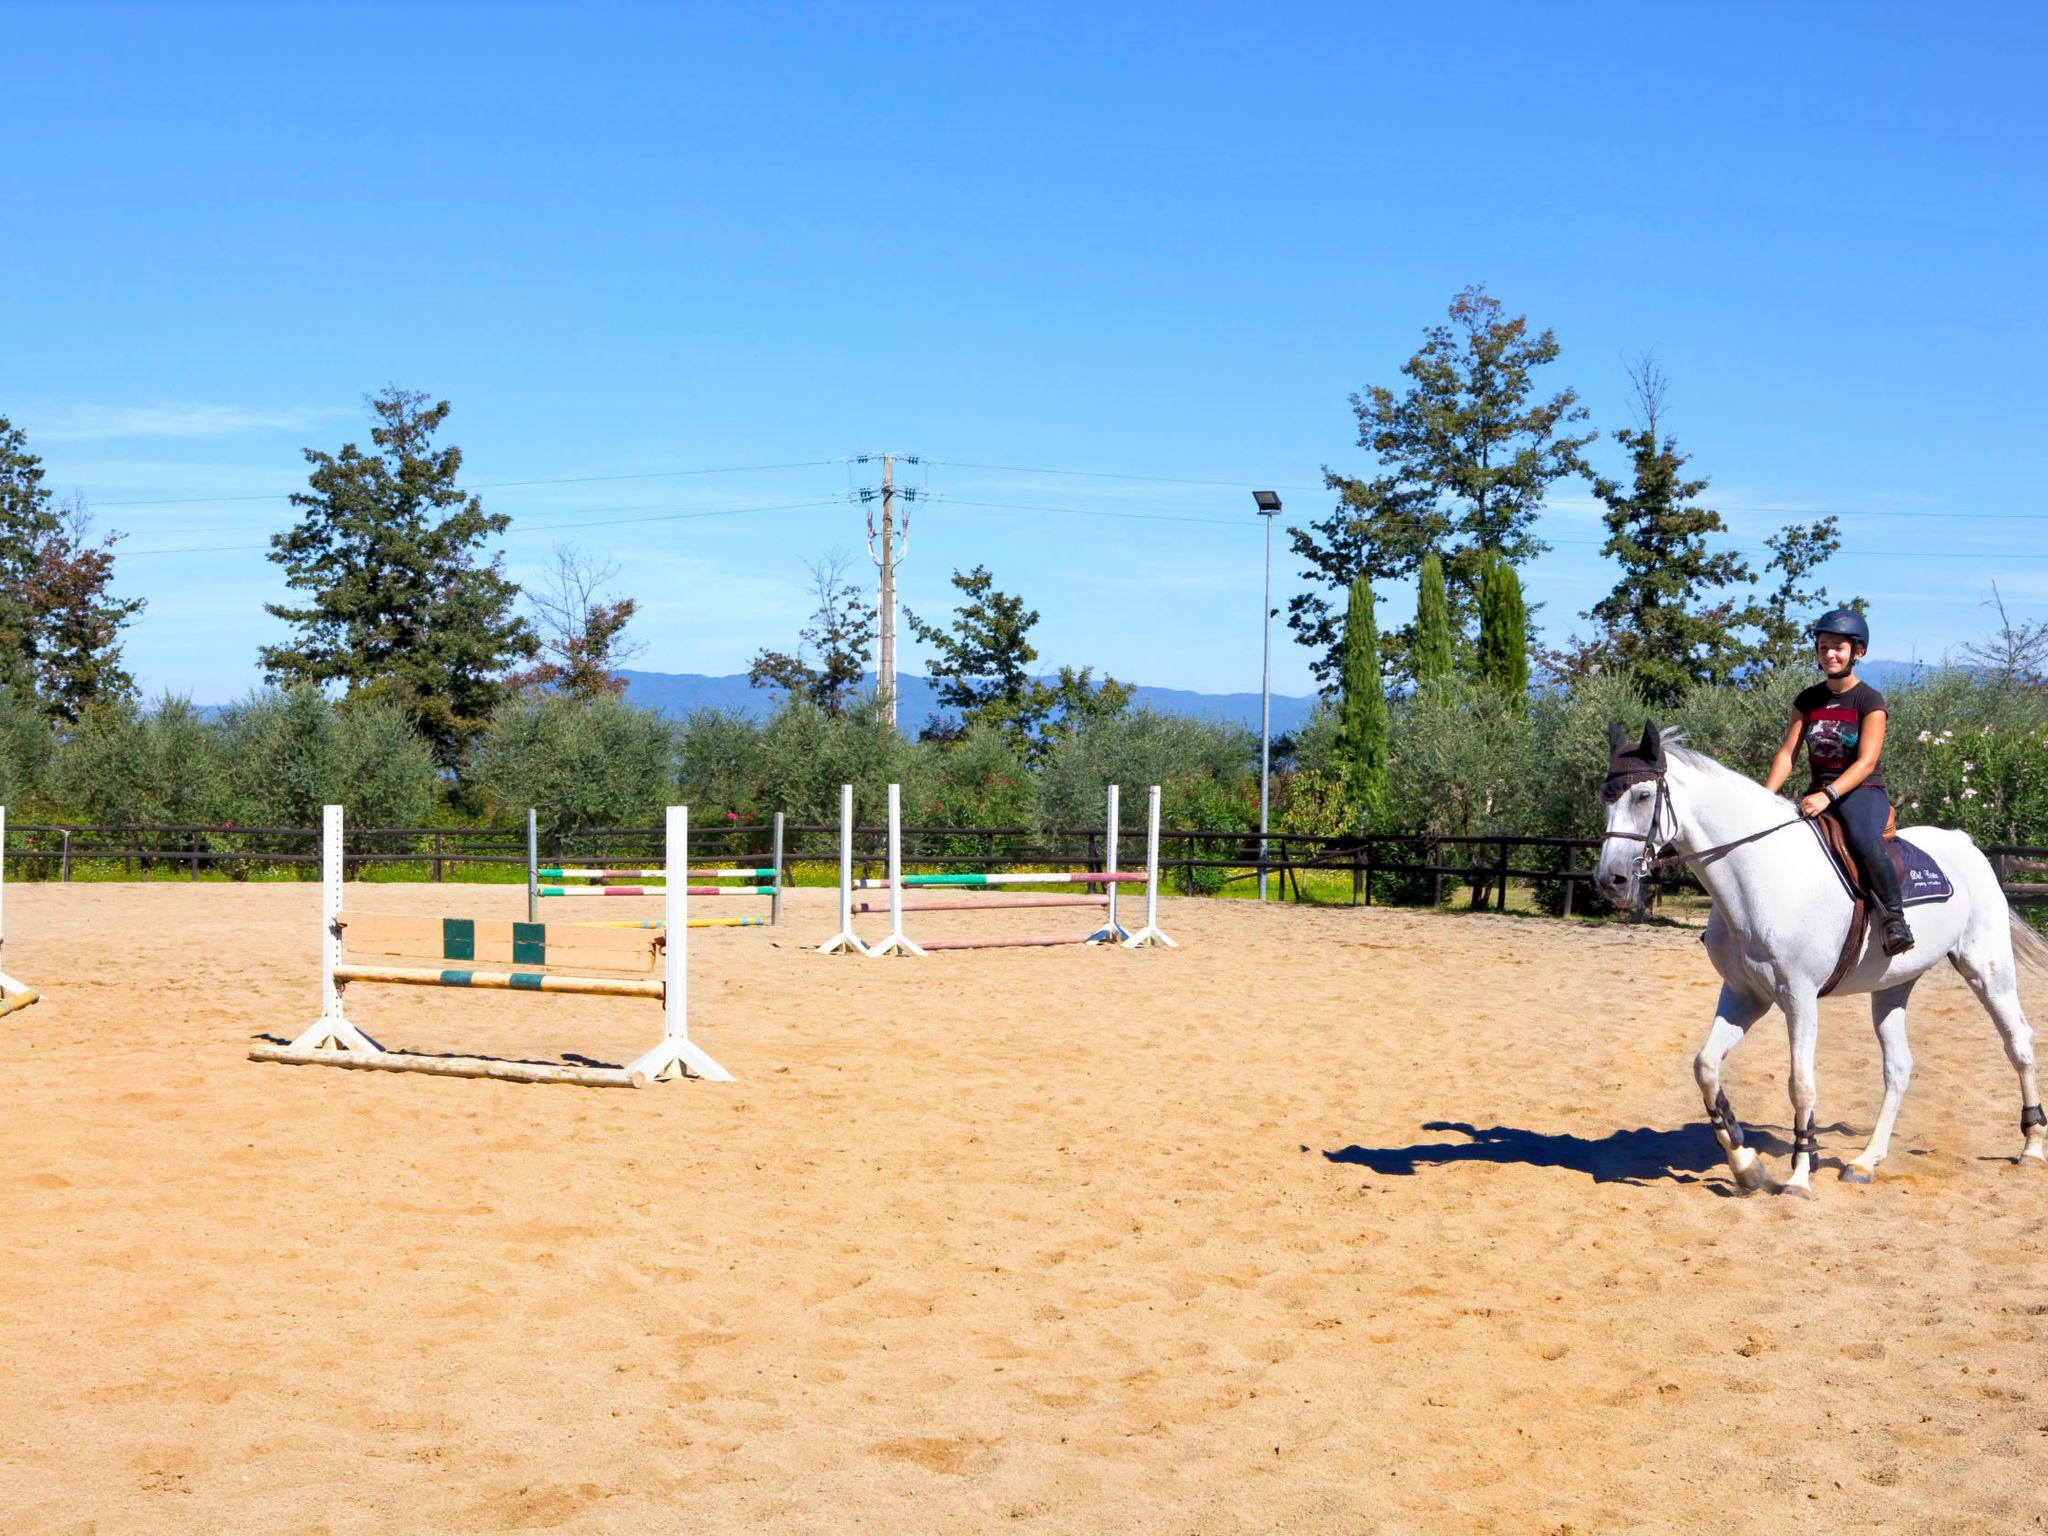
top-left (5, 2), bottom-right (2043, 702)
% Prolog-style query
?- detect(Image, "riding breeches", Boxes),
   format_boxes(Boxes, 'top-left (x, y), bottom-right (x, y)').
top-left (1825, 782), bottom-right (1905, 921)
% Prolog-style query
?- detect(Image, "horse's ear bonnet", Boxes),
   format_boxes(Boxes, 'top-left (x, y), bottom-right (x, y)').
top-left (1602, 717), bottom-right (1666, 802)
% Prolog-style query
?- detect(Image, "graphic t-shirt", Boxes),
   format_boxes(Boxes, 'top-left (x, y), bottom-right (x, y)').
top-left (1794, 679), bottom-right (1888, 793)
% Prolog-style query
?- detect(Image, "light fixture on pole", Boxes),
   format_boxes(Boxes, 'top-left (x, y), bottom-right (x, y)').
top-left (1253, 490), bottom-right (1282, 902)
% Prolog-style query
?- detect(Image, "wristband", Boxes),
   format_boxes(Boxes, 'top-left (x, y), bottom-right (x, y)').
top-left (1822, 785), bottom-right (1840, 806)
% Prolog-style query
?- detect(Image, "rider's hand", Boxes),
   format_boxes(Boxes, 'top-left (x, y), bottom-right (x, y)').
top-left (1797, 791), bottom-right (1831, 819)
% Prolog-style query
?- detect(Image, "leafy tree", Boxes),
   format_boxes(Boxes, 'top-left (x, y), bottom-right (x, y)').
top-left (48, 696), bottom-right (225, 826)
top-left (1582, 360), bottom-right (1760, 706)
top-left (471, 693), bottom-right (675, 833)
top-left (511, 541), bottom-right (643, 700)
top-left (1956, 584), bottom-right (2048, 688)
top-left (748, 550), bottom-right (877, 714)
top-left (906, 565), bottom-right (1131, 759)
top-left (260, 388), bottom-right (535, 771)
top-left (1336, 574), bottom-right (1389, 823)
top-left (1756, 516), bottom-right (1851, 665)
top-left (1414, 552), bottom-right (1454, 686)
top-left (1289, 285), bottom-right (1593, 683)
top-left (0, 418), bottom-right (145, 723)
top-left (1476, 551), bottom-right (1530, 712)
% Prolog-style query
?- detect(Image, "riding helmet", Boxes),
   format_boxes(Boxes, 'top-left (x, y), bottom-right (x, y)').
top-left (1810, 607), bottom-right (1869, 651)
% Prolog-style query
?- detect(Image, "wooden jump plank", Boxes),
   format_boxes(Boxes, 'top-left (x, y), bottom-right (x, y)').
top-left (339, 911), bottom-right (660, 973)
top-left (332, 962), bottom-right (665, 999)
top-left (0, 986), bottom-right (40, 1018)
top-left (248, 1045), bottom-right (643, 1087)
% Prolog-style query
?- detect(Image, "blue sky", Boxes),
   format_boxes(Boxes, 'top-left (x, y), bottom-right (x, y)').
top-left (5, 2), bottom-right (2043, 701)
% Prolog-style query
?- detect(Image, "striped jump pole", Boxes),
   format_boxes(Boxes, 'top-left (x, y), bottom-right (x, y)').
top-left (818, 784), bottom-right (866, 954)
top-left (527, 808), bottom-right (785, 926)
top-left (0, 806), bottom-right (42, 1019)
top-left (526, 808), bottom-right (539, 923)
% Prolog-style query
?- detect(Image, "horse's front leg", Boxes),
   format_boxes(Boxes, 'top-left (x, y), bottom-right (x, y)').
top-left (1696, 985), bottom-right (1770, 1192)
top-left (1844, 982), bottom-right (1915, 1183)
top-left (1781, 993), bottom-right (1822, 1198)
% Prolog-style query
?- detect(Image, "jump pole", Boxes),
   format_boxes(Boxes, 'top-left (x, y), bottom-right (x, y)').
top-left (863, 782), bottom-right (924, 957)
top-left (1087, 783), bottom-right (1128, 945)
top-left (1120, 785), bottom-right (1177, 949)
top-left (771, 811), bottom-right (784, 927)
top-left (526, 808), bottom-right (539, 923)
top-left (253, 804), bottom-right (729, 1084)
top-left (818, 784), bottom-right (868, 954)
top-left (0, 806), bottom-right (42, 1018)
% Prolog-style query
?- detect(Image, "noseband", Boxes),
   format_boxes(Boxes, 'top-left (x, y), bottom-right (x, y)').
top-left (1602, 768), bottom-right (1677, 878)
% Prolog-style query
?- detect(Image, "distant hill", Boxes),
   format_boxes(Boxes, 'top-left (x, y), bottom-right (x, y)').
top-left (615, 670), bottom-right (1322, 737)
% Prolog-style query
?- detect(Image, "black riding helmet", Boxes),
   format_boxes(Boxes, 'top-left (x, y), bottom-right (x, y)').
top-left (1810, 607), bottom-right (1869, 653)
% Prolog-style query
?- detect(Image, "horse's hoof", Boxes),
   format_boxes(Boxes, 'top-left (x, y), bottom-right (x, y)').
top-left (1840, 1165), bottom-right (1874, 1184)
top-left (1778, 1180), bottom-right (1813, 1200)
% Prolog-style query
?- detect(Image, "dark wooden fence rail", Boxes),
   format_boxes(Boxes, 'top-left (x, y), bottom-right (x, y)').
top-left (5, 818), bottom-right (2044, 909)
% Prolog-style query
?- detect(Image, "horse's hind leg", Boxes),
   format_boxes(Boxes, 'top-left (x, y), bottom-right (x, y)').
top-left (1951, 937), bottom-right (2046, 1165)
top-left (1844, 982), bottom-right (1915, 1183)
top-left (1696, 985), bottom-right (1770, 1192)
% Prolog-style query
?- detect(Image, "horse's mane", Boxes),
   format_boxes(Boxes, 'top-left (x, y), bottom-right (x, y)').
top-left (1663, 738), bottom-right (1790, 817)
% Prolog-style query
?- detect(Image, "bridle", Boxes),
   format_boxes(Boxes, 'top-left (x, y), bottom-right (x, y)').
top-left (1602, 763), bottom-right (1808, 881)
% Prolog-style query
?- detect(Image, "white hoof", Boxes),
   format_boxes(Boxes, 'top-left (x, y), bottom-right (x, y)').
top-left (2020, 1141), bottom-right (2046, 1167)
top-left (1778, 1179), bottom-right (1813, 1200)
top-left (1840, 1164), bottom-right (1874, 1184)
top-left (1728, 1146), bottom-right (1769, 1192)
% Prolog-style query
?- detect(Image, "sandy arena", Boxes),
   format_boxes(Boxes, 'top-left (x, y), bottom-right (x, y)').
top-left (2, 881), bottom-right (2045, 1534)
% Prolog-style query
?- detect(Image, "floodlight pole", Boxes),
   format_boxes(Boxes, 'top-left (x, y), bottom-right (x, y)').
top-left (1254, 491), bottom-right (1282, 902)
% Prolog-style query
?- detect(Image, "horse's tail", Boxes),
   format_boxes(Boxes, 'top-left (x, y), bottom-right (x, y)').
top-left (2011, 914), bottom-right (2048, 977)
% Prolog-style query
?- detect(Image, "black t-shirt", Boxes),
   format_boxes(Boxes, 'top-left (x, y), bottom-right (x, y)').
top-left (1794, 679), bottom-right (1888, 793)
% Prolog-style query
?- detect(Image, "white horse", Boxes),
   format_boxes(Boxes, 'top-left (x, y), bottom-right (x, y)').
top-left (1595, 721), bottom-right (2048, 1196)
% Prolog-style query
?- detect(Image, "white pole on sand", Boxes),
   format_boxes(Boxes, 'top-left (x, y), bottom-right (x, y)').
top-left (818, 784), bottom-right (868, 954)
top-left (864, 782), bottom-right (926, 957)
top-left (1087, 783), bottom-right (1129, 945)
top-left (626, 806), bottom-right (731, 1082)
top-left (1120, 785), bottom-right (1177, 949)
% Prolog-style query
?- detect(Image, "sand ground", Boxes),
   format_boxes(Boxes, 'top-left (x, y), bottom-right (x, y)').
top-left (2, 881), bottom-right (2045, 1535)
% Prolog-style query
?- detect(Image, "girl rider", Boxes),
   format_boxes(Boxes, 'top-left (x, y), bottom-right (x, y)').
top-left (1764, 608), bottom-right (1913, 956)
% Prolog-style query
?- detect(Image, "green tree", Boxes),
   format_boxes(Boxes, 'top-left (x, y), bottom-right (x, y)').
top-left (1477, 551), bottom-right (1530, 712)
top-left (218, 684), bottom-right (438, 830)
top-left (472, 693), bottom-right (676, 833)
top-left (1414, 552), bottom-right (1454, 686)
top-left (748, 551), bottom-right (878, 715)
top-left (1582, 361), bottom-right (1760, 706)
top-left (0, 418), bottom-right (145, 723)
top-left (1289, 285), bottom-right (1593, 683)
top-left (906, 565), bottom-right (1131, 759)
top-left (48, 696), bottom-right (225, 826)
top-left (1756, 517), bottom-right (1851, 666)
top-left (260, 388), bottom-right (535, 772)
top-left (510, 542), bottom-right (643, 701)
top-left (1336, 574), bottom-right (1389, 823)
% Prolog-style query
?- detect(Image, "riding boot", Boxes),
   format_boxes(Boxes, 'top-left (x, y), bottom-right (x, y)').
top-left (1861, 838), bottom-right (1914, 955)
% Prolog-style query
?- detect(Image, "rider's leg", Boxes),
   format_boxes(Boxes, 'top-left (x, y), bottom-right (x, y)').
top-left (1834, 784), bottom-right (1911, 953)
top-left (1845, 981), bottom-right (1915, 1182)
top-left (1695, 984), bottom-right (1770, 1190)
top-left (1782, 991), bottom-right (1822, 1196)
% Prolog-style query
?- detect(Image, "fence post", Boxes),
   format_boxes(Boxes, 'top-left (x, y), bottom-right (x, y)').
top-left (61, 829), bottom-right (72, 882)
top-left (190, 829), bottom-right (199, 881)
top-left (432, 829), bottom-right (444, 883)
top-left (1498, 838), bottom-right (1509, 912)
top-left (1561, 843), bottom-right (1575, 918)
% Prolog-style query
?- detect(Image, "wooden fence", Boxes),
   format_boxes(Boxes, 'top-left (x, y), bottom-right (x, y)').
top-left (4, 817), bottom-right (2044, 911)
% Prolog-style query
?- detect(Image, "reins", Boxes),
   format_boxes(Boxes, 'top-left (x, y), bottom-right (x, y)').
top-left (1602, 768), bottom-right (1806, 877)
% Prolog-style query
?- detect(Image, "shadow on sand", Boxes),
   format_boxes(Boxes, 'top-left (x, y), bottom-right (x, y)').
top-left (1324, 1118), bottom-right (1853, 1187)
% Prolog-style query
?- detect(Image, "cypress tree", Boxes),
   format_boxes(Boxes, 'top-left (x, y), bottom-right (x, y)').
top-left (1414, 552), bottom-right (1454, 686)
top-left (1477, 552), bottom-right (1530, 711)
top-left (1336, 574), bottom-right (1389, 825)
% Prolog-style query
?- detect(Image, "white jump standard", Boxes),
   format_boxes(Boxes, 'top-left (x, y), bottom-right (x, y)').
top-left (821, 782), bottom-right (1176, 955)
top-left (252, 804), bottom-right (729, 1086)
top-left (0, 806), bottom-right (40, 1018)
top-left (526, 807), bottom-right (783, 928)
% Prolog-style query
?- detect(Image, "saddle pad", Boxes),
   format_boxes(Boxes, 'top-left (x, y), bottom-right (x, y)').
top-left (1810, 822), bottom-right (1954, 907)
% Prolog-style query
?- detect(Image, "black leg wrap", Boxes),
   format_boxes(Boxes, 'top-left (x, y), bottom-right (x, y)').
top-left (1793, 1125), bottom-right (1820, 1165)
top-left (2023, 1104), bottom-right (2045, 1133)
top-left (1714, 1091), bottom-right (1743, 1146)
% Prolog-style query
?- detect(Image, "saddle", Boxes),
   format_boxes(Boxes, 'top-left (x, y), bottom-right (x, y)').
top-left (1810, 809), bottom-right (1954, 996)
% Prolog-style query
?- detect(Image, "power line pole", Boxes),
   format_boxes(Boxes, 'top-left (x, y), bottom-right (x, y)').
top-left (856, 453), bottom-right (921, 729)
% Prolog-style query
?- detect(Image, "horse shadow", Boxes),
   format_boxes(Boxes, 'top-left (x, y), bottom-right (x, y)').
top-left (247, 1032), bottom-right (625, 1071)
top-left (1325, 1118), bottom-right (1856, 1188)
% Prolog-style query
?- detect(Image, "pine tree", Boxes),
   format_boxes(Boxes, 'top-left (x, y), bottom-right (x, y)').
top-left (1336, 574), bottom-right (1389, 825)
top-left (260, 388), bottom-right (536, 772)
top-left (1414, 552), bottom-right (1454, 687)
top-left (1288, 284), bottom-right (1592, 684)
top-left (1477, 552), bottom-right (1529, 712)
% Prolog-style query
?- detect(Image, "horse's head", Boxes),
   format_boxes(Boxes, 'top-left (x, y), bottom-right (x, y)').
top-left (1596, 718), bottom-right (1672, 906)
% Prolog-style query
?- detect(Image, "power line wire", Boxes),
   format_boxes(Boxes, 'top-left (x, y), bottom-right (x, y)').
top-left (94, 459), bottom-right (841, 509)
